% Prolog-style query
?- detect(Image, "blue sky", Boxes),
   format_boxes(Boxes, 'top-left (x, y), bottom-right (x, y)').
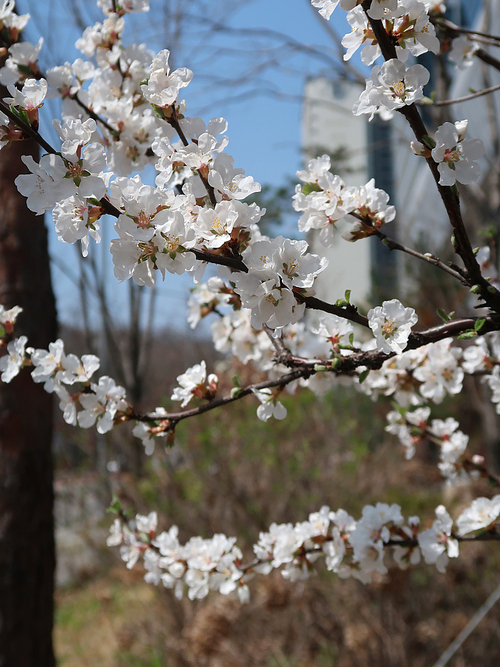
top-left (17, 0), bottom-right (354, 330)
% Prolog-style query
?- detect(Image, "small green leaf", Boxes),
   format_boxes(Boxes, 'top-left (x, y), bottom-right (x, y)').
top-left (422, 134), bottom-right (436, 149)
top-left (437, 308), bottom-right (449, 322)
top-left (349, 333), bottom-right (354, 346)
top-left (314, 364), bottom-right (328, 372)
top-left (0, 324), bottom-right (5, 338)
top-left (358, 369), bottom-right (370, 384)
top-left (301, 182), bottom-right (322, 195)
top-left (391, 401), bottom-right (407, 417)
top-left (344, 289), bottom-right (351, 304)
top-left (331, 356), bottom-right (342, 370)
top-left (457, 330), bottom-right (476, 340)
top-left (470, 284), bottom-right (481, 294)
top-left (230, 387), bottom-right (242, 399)
top-left (474, 318), bottom-right (486, 332)
top-left (107, 494), bottom-right (122, 514)
top-left (232, 375), bottom-right (241, 389)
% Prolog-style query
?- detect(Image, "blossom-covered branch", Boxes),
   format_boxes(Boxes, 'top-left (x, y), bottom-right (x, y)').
top-left (106, 497), bottom-right (500, 602)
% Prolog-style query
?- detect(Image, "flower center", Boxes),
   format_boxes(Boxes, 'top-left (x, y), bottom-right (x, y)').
top-left (164, 235), bottom-right (180, 253)
top-left (211, 216), bottom-right (225, 234)
top-left (382, 317), bottom-right (397, 338)
top-left (137, 211), bottom-right (151, 228)
top-left (445, 147), bottom-right (461, 163)
top-left (68, 162), bottom-right (83, 179)
top-left (391, 80), bottom-right (406, 98)
top-left (265, 294), bottom-right (279, 307)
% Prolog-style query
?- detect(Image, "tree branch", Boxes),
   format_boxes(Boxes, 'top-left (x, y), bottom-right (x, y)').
top-left (429, 82), bottom-right (500, 107)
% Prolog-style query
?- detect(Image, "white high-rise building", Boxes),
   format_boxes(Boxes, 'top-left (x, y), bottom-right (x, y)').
top-left (302, 77), bottom-right (372, 308)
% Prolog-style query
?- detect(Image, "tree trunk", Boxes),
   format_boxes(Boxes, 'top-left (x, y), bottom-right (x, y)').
top-left (0, 131), bottom-right (57, 664)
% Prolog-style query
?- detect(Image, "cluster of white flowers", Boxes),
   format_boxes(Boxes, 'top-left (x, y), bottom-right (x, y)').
top-left (411, 120), bottom-right (485, 187)
top-left (0, 0), bottom-right (337, 332)
top-left (107, 511), bottom-right (250, 602)
top-left (292, 155), bottom-right (396, 247)
top-left (385, 408), bottom-right (472, 483)
top-left (0, 323), bottom-right (132, 433)
top-left (107, 496), bottom-right (500, 599)
top-left (342, 1), bottom-right (439, 66)
top-left (354, 59), bottom-right (430, 120)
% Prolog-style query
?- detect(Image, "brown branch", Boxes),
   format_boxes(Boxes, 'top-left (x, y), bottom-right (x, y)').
top-left (130, 312), bottom-right (500, 429)
top-left (386, 532), bottom-right (500, 549)
top-left (429, 82), bottom-right (500, 107)
top-left (434, 18), bottom-right (500, 46)
top-left (375, 231), bottom-right (466, 283)
top-left (136, 366), bottom-right (313, 426)
top-left (0, 101), bottom-right (57, 155)
top-left (475, 48), bottom-right (500, 74)
top-left (349, 211), bottom-right (467, 284)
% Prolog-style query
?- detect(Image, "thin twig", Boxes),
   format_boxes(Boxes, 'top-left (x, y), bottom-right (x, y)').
top-left (435, 18), bottom-right (500, 45)
top-left (72, 95), bottom-right (120, 137)
top-left (475, 48), bottom-right (500, 74)
top-left (429, 82), bottom-right (500, 107)
top-left (375, 231), bottom-right (466, 282)
top-left (0, 101), bottom-right (57, 155)
top-left (349, 211), bottom-right (467, 283)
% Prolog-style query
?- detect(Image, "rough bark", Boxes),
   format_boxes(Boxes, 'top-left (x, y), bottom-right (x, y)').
top-left (0, 131), bottom-right (57, 664)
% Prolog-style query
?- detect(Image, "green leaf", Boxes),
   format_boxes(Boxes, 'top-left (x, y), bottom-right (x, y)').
top-left (437, 308), bottom-right (449, 322)
top-left (17, 64), bottom-right (34, 77)
top-left (313, 364), bottom-right (328, 372)
top-left (421, 134), bottom-right (436, 149)
top-left (457, 330), bottom-right (476, 340)
top-left (344, 289), bottom-right (351, 304)
top-left (331, 356), bottom-right (342, 370)
top-left (301, 182), bottom-right (322, 195)
top-left (107, 494), bottom-right (122, 514)
top-left (349, 333), bottom-right (354, 346)
top-left (475, 318), bottom-right (486, 332)
top-left (0, 324), bottom-right (5, 338)
top-left (391, 401), bottom-right (407, 417)
top-left (230, 387), bottom-right (242, 399)
top-left (358, 369), bottom-right (370, 384)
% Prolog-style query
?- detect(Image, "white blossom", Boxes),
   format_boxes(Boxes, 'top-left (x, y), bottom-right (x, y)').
top-left (367, 299), bottom-right (418, 354)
